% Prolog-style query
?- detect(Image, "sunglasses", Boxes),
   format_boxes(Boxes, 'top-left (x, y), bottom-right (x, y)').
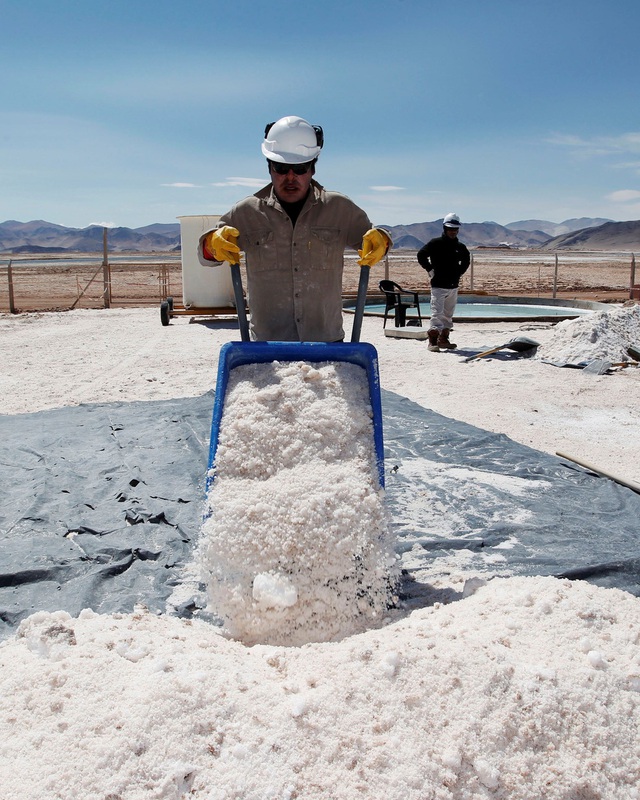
top-left (270, 162), bottom-right (314, 175)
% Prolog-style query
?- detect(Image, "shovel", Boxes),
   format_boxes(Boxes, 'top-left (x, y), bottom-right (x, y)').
top-left (464, 335), bottom-right (540, 362)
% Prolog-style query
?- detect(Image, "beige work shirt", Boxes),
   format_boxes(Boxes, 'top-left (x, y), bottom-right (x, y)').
top-left (203, 180), bottom-right (372, 341)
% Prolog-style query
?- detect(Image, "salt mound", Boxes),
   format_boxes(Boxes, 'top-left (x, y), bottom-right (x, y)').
top-left (3, 576), bottom-right (640, 799)
top-left (536, 304), bottom-right (640, 365)
top-left (198, 360), bottom-right (399, 646)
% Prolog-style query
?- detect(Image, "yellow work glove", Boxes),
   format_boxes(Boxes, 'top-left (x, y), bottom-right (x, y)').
top-left (203, 226), bottom-right (241, 264)
top-left (357, 228), bottom-right (391, 267)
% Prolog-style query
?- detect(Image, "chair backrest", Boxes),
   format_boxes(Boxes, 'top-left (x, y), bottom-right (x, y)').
top-left (379, 280), bottom-right (403, 294)
top-left (378, 280), bottom-right (403, 311)
top-left (378, 280), bottom-right (394, 304)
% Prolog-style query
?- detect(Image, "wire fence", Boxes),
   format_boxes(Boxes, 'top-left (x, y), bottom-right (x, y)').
top-left (0, 261), bottom-right (182, 313)
top-left (362, 250), bottom-right (638, 303)
top-left (1, 251), bottom-right (638, 314)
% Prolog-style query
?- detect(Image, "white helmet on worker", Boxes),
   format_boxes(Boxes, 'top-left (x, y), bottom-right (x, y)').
top-left (261, 116), bottom-right (324, 164)
top-left (443, 212), bottom-right (461, 228)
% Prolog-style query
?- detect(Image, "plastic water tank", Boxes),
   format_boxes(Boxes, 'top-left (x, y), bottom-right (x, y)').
top-left (178, 215), bottom-right (236, 308)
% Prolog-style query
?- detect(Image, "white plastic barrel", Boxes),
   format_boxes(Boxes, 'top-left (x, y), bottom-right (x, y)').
top-left (178, 215), bottom-right (236, 308)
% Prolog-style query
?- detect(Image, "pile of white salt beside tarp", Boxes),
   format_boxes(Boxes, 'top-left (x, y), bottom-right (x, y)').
top-left (198, 360), bottom-right (399, 647)
top-left (536, 303), bottom-right (640, 366)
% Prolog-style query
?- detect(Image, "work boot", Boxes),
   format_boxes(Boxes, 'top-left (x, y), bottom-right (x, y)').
top-left (437, 329), bottom-right (457, 350)
top-left (427, 328), bottom-right (440, 351)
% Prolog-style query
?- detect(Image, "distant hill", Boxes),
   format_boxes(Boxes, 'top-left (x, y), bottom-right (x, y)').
top-left (133, 223), bottom-right (182, 237)
top-left (385, 217), bottom-right (640, 250)
top-left (0, 220), bottom-right (180, 253)
top-left (539, 220), bottom-right (640, 251)
top-left (505, 217), bottom-right (612, 237)
top-left (385, 219), bottom-right (551, 249)
top-left (1, 217), bottom-right (638, 253)
top-left (391, 234), bottom-right (425, 249)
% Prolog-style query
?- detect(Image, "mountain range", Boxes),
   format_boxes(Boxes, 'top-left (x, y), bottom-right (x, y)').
top-left (1, 217), bottom-right (639, 253)
top-left (0, 220), bottom-right (181, 254)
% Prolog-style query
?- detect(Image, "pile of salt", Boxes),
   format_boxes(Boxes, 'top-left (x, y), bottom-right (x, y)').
top-left (199, 360), bottom-right (399, 646)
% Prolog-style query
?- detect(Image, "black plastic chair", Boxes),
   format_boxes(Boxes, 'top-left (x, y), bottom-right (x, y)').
top-left (378, 280), bottom-right (424, 328)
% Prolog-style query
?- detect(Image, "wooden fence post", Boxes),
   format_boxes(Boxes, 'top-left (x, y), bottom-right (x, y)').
top-left (631, 253), bottom-right (636, 300)
top-left (469, 252), bottom-right (474, 290)
top-left (553, 253), bottom-right (558, 299)
top-left (102, 227), bottom-right (111, 308)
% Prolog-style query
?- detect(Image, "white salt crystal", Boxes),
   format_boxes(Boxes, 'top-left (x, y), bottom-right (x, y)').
top-left (588, 650), bottom-right (608, 669)
top-left (253, 572), bottom-right (298, 608)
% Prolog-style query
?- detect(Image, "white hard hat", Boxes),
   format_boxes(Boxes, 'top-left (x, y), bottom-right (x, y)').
top-left (443, 212), bottom-right (461, 228)
top-left (261, 116), bottom-right (324, 164)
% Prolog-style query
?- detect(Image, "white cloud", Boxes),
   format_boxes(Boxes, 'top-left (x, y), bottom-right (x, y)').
top-left (547, 132), bottom-right (640, 157)
top-left (606, 190), bottom-right (640, 203)
top-left (212, 177), bottom-right (266, 188)
top-left (369, 185), bottom-right (404, 192)
top-left (613, 161), bottom-right (640, 170)
top-left (161, 183), bottom-right (202, 188)
top-left (611, 133), bottom-right (640, 151)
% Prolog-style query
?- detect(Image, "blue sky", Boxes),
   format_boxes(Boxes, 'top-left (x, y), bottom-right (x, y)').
top-left (3, 0), bottom-right (640, 229)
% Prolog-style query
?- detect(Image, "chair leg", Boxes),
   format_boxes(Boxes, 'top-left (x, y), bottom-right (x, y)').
top-left (394, 305), bottom-right (407, 327)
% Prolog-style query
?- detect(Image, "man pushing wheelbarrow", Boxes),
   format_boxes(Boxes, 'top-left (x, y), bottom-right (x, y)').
top-left (199, 115), bottom-right (391, 343)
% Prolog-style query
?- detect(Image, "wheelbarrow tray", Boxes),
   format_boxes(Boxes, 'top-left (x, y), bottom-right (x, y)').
top-left (208, 341), bottom-right (385, 490)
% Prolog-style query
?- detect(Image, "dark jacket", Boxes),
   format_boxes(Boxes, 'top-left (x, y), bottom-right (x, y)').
top-left (417, 233), bottom-right (470, 289)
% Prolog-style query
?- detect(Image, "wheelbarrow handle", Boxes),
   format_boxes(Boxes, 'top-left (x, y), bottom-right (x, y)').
top-left (230, 262), bottom-right (250, 342)
top-left (350, 265), bottom-right (370, 343)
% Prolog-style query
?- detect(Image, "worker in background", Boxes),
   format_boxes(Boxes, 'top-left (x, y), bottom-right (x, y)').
top-left (200, 115), bottom-right (391, 342)
top-left (417, 213), bottom-right (470, 351)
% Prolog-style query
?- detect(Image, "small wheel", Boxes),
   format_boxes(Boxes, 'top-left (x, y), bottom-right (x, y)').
top-left (166, 296), bottom-right (174, 311)
top-left (160, 301), bottom-right (170, 326)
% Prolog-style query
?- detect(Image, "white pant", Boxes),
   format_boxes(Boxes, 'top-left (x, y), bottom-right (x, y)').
top-left (429, 286), bottom-right (458, 331)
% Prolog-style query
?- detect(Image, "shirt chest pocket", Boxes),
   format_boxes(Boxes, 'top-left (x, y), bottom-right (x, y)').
top-left (309, 227), bottom-right (341, 269)
top-left (244, 228), bottom-right (277, 272)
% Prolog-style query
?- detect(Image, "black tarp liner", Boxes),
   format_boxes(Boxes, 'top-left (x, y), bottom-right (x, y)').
top-left (1, 390), bottom-right (639, 640)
